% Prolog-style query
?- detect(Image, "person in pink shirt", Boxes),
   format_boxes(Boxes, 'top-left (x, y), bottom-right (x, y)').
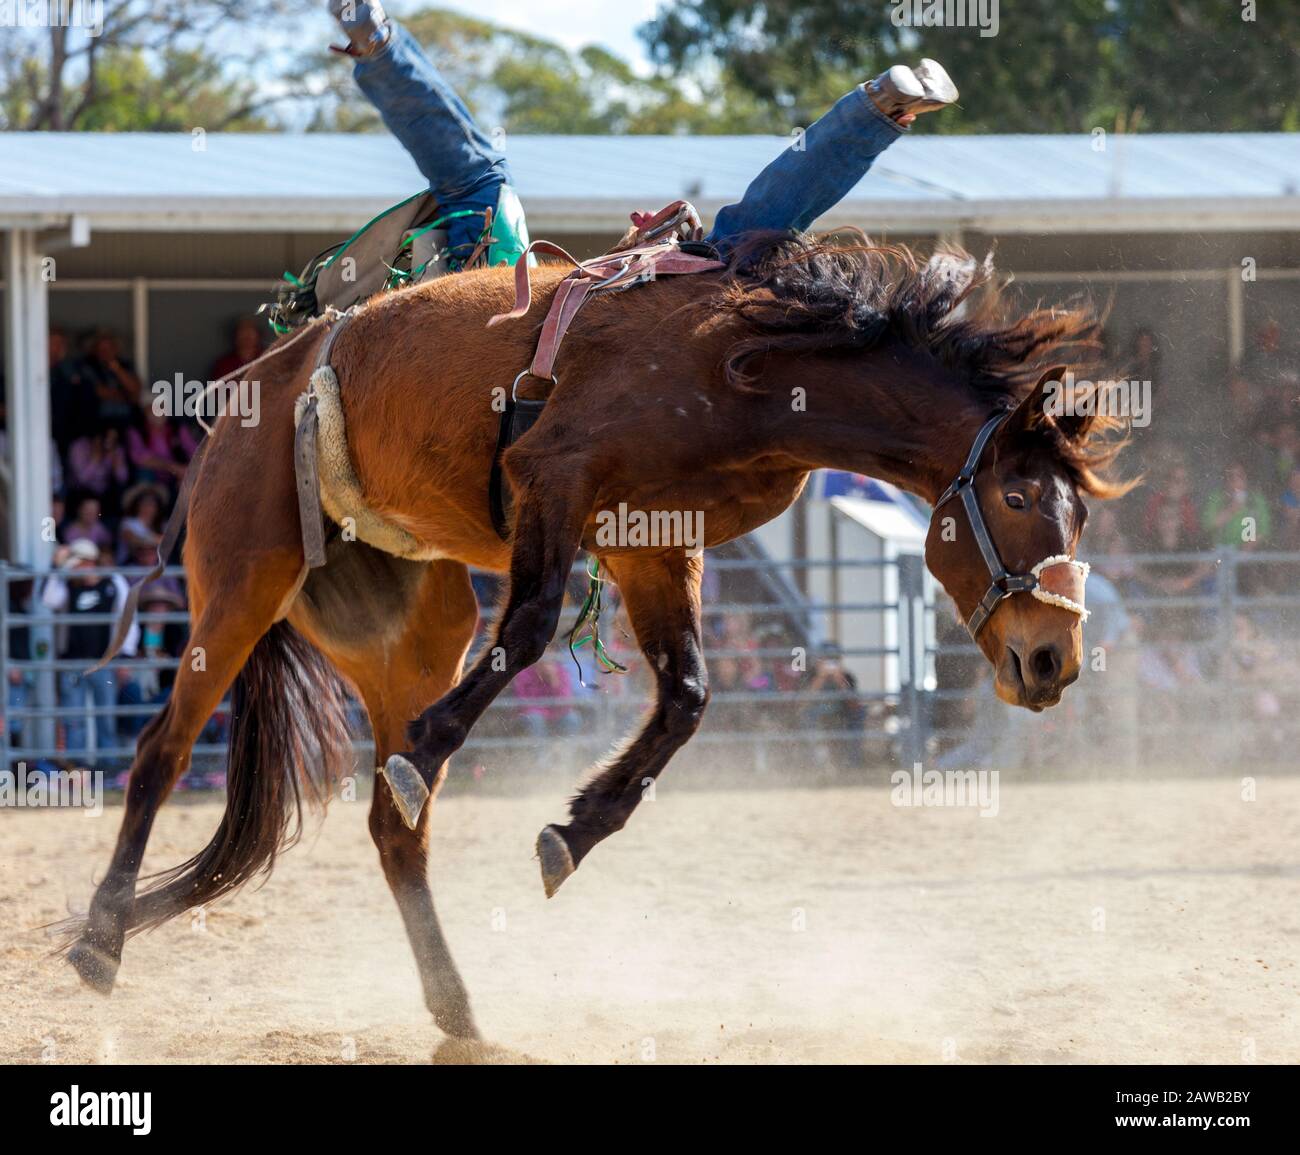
top-left (512, 659), bottom-right (581, 739)
top-left (127, 408), bottom-right (194, 492)
top-left (66, 429), bottom-right (129, 513)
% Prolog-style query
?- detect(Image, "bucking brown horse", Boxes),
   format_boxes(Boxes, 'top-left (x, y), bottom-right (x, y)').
top-left (58, 231), bottom-right (1126, 1040)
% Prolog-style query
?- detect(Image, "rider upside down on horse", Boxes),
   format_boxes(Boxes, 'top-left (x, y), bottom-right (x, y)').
top-left (57, 1), bottom-right (1128, 1041)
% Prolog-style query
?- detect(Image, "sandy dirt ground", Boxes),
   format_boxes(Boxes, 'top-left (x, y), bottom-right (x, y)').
top-left (2, 777), bottom-right (1297, 1064)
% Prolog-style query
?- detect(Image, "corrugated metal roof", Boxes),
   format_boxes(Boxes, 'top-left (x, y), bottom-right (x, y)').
top-left (1, 131), bottom-right (1298, 233)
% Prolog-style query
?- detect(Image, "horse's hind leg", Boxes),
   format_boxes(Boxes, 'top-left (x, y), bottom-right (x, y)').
top-left (537, 551), bottom-right (708, 897)
top-left (66, 546), bottom-right (305, 993)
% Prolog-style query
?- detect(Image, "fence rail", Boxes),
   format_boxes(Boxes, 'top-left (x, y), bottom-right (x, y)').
top-left (3, 545), bottom-right (1298, 781)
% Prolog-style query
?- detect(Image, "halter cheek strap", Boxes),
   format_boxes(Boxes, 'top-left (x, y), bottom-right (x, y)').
top-left (933, 412), bottom-right (1090, 638)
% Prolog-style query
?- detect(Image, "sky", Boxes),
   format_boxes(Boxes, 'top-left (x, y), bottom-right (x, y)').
top-left (386, 0), bottom-right (663, 70)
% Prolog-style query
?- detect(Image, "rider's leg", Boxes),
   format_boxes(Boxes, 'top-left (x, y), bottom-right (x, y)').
top-left (333, 4), bottom-right (525, 265)
top-left (706, 60), bottom-right (957, 250)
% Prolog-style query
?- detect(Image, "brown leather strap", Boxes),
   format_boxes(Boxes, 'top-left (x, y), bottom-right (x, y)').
top-left (491, 239), bottom-right (725, 383)
top-left (295, 393), bottom-right (328, 569)
top-left (484, 221), bottom-right (726, 542)
top-left (531, 277), bottom-right (594, 380)
top-left (487, 240), bottom-right (584, 327)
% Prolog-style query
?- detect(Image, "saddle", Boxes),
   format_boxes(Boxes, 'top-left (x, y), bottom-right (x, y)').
top-left (292, 201), bottom-right (726, 568)
top-left (484, 201), bottom-right (726, 538)
top-left (263, 191), bottom-right (454, 333)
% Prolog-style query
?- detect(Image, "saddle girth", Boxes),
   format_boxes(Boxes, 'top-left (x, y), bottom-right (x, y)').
top-left (486, 205), bottom-right (725, 538)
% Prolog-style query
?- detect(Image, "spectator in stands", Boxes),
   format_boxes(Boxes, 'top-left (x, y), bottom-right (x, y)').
top-left (210, 316), bottom-right (265, 382)
top-left (1087, 503), bottom-right (1139, 588)
top-left (1142, 456), bottom-right (1198, 540)
top-left (800, 644), bottom-right (865, 767)
top-left (49, 328), bottom-right (95, 456)
top-left (718, 612), bottom-right (763, 688)
top-left (42, 540), bottom-right (136, 765)
top-left (1203, 462), bottom-right (1271, 549)
top-left (1259, 419), bottom-right (1300, 488)
top-left (127, 407), bottom-right (194, 492)
top-left (1278, 467), bottom-right (1300, 551)
top-left (1134, 502), bottom-right (1215, 643)
top-left (1139, 503), bottom-right (1214, 594)
top-left (708, 653), bottom-right (752, 732)
top-left (1226, 371), bottom-right (1271, 459)
top-left (512, 657), bottom-right (581, 741)
top-left (66, 427), bottom-right (129, 515)
top-left (118, 584), bottom-right (186, 740)
top-left (1128, 327), bottom-right (1161, 399)
top-left (1244, 319), bottom-right (1286, 390)
top-left (61, 494), bottom-right (113, 553)
top-left (117, 483), bottom-right (166, 564)
top-left (1230, 613), bottom-right (1298, 759)
top-left (79, 329), bottom-right (143, 430)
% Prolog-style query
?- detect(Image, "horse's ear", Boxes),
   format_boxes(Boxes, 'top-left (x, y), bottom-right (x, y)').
top-left (1007, 364), bottom-right (1070, 436)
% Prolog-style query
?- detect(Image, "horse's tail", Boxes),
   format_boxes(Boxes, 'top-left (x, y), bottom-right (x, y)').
top-left (122, 620), bottom-right (353, 936)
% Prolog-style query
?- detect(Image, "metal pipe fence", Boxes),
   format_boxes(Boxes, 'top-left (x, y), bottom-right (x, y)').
top-left (3, 547), bottom-right (1297, 783)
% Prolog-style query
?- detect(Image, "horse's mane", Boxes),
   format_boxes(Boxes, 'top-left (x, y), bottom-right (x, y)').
top-left (717, 230), bottom-right (1130, 498)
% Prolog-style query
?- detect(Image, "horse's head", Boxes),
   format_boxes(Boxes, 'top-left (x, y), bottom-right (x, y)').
top-left (925, 365), bottom-right (1124, 711)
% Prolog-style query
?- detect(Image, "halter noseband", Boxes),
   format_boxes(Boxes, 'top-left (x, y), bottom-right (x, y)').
top-left (933, 411), bottom-right (1090, 639)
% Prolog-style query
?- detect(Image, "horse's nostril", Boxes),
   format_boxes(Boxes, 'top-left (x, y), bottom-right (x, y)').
top-left (1028, 645), bottom-right (1060, 685)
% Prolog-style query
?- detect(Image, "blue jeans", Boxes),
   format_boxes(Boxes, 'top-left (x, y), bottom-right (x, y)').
top-left (352, 21), bottom-right (512, 262)
top-left (357, 25), bottom-right (903, 256)
top-left (706, 85), bottom-right (906, 248)
top-left (7, 674), bottom-right (30, 745)
top-left (58, 668), bottom-right (117, 761)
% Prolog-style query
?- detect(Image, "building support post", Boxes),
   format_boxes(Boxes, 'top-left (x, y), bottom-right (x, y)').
top-left (4, 227), bottom-right (56, 756)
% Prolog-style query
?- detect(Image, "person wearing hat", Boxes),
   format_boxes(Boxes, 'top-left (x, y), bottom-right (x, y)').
top-left (117, 482), bottom-right (168, 566)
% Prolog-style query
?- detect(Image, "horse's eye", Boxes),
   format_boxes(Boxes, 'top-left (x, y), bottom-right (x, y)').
top-left (1004, 491), bottom-right (1027, 510)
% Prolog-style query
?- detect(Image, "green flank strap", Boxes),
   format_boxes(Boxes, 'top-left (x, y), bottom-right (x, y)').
top-left (567, 556), bottom-right (628, 685)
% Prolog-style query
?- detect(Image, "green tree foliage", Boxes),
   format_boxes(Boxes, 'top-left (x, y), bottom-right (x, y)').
top-left (1, 0), bottom-right (311, 131)
top-left (639, 0), bottom-right (1300, 133)
top-left (312, 7), bottom-right (771, 135)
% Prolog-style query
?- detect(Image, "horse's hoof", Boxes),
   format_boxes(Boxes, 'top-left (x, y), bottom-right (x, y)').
top-left (536, 825), bottom-right (576, 898)
top-left (381, 754), bottom-right (429, 830)
top-left (67, 938), bottom-right (119, 995)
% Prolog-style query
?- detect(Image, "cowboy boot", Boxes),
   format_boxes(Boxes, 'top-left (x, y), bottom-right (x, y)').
top-left (329, 0), bottom-right (391, 56)
top-left (866, 58), bottom-right (958, 122)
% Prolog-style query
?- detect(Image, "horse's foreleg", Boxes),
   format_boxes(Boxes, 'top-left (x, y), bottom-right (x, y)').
top-left (381, 474), bottom-right (592, 829)
top-left (344, 562), bottom-right (480, 1038)
top-left (536, 551), bottom-right (707, 897)
top-left (369, 750), bottom-right (479, 1038)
